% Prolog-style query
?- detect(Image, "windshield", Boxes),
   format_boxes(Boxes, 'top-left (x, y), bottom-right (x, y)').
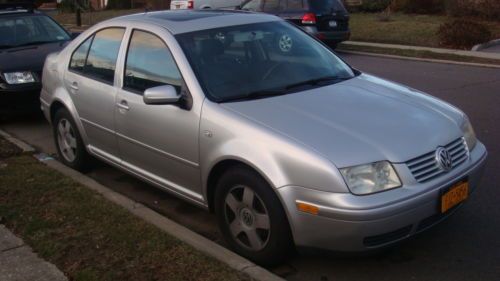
top-left (308, 0), bottom-right (347, 13)
top-left (176, 21), bottom-right (355, 102)
top-left (0, 14), bottom-right (70, 49)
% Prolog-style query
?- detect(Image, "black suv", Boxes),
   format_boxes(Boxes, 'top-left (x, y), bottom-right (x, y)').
top-left (0, 3), bottom-right (74, 113)
top-left (240, 0), bottom-right (350, 47)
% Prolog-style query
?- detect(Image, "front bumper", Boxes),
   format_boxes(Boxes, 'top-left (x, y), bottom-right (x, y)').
top-left (277, 142), bottom-right (487, 252)
top-left (0, 83), bottom-right (42, 111)
top-left (301, 26), bottom-right (351, 44)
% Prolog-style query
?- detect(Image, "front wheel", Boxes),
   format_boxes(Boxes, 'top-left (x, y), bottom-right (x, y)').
top-left (53, 108), bottom-right (92, 171)
top-left (215, 166), bottom-right (294, 266)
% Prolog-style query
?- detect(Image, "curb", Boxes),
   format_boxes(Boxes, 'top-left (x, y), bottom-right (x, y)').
top-left (336, 49), bottom-right (500, 69)
top-left (0, 130), bottom-right (283, 281)
top-left (0, 130), bottom-right (35, 153)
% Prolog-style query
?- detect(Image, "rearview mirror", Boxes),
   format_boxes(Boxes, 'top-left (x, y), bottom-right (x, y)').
top-left (143, 85), bottom-right (181, 105)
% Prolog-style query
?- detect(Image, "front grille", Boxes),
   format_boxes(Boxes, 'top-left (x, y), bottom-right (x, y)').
top-left (406, 137), bottom-right (469, 183)
top-left (363, 225), bottom-right (413, 247)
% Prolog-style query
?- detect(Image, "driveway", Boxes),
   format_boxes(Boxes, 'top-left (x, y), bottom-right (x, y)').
top-left (1, 54), bottom-right (499, 280)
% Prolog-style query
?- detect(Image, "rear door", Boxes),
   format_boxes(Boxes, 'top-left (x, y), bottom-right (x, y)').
top-left (65, 27), bottom-right (126, 159)
top-left (262, 0), bottom-right (285, 15)
top-left (278, 0), bottom-right (308, 25)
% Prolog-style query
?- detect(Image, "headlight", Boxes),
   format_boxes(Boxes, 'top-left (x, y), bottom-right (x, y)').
top-left (3, 72), bottom-right (35, 84)
top-left (461, 116), bottom-right (477, 151)
top-left (340, 161), bottom-right (402, 195)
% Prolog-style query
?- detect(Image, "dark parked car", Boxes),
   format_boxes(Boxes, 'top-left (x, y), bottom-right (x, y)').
top-left (239, 0), bottom-right (350, 48)
top-left (0, 3), bottom-right (74, 113)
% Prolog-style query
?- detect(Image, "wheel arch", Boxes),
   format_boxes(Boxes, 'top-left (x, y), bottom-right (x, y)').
top-left (48, 92), bottom-right (89, 146)
top-left (206, 157), bottom-right (297, 254)
top-left (49, 100), bottom-right (66, 123)
top-left (206, 158), bottom-right (281, 213)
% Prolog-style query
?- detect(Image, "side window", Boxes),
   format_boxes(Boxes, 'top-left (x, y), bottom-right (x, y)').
top-left (124, 30), bottom-right (183, 94)
top-left (286, 0), bottom-right (305, 9)
top-left (69, 36), bottom-right (93, 73)
top-left (242, 0), bottom-right (263, 11)
top-left (84, 28), bottom-right (125, 84)
top-left (263, 0), bottom-right (281, 12)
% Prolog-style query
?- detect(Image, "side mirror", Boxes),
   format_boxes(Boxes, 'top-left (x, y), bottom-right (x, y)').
top-left (70, 32), bottom-right (81, 39)
top-left (143, 85), bottom-right (181, 105)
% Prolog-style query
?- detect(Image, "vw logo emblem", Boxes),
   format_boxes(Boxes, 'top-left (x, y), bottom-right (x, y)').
top-left (436, 147), bottom-right (453, 172)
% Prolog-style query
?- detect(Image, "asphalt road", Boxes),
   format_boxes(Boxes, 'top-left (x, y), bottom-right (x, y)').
top-left (1, 54), bottom-right (499, 281)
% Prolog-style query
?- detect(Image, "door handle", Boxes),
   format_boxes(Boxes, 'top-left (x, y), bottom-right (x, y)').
top-left (69, 81), bottom-right (79, 91)
top-left (117, 100), bottom-right (130, 111)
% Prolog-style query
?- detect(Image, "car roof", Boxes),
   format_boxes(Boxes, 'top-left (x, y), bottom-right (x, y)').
top-left (107, 10), bottom-right (281, 34)
top-left (0, 2), bottom-right (37, 15)
top-left (0, 10), bottom-right (42, 16)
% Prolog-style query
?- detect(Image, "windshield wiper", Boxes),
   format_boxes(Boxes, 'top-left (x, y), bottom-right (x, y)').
top-left (219, 76), bottom-right (352, 103)
top-left (284, 76), bottom-right (350, 90)
top-left (221, 89), bottom-right (288, 102)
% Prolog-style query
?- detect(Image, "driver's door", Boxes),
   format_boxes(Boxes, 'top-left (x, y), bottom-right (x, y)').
top-left (114, 28), bottom-right (202, 202)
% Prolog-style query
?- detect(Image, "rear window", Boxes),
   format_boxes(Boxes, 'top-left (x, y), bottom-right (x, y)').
top-left (308, 0), bottom-right (346, 13)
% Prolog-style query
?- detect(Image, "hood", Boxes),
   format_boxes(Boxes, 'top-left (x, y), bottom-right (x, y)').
top-left (222, 74), bottom-right (465, 168)
top-left (0, 41), bottom-right (67, 74)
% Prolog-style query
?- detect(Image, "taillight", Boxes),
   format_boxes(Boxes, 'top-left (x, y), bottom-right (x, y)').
top-left (301, 13), bottom-right (316, 25)
top-left (187, 0), bottom-right (194, 9)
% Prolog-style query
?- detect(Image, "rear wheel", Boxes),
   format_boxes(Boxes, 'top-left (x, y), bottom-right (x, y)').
top-left (215, 165), bottom-right (293, 266)
top-left (53, 108), bottom-right (91, 171)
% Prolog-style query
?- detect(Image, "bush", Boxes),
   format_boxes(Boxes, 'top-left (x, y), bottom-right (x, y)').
top-left (437, 19), bottom-right (492, 49)
top-left (389, 0), bottom-right (409, 11)
top-left (400, 0), bottom-right (445, 14)
top-left (445, 0), bottom-right (500, 20)
top-left (106, 0), bottom-right (132, 10)
top-left (475, 0), bottom-right (500, 20)
top-left (444, 0), bottom-right (472, 17)
top-left (360, 0), bottom-right (392, 12)
top-left (58, 0), bottom-right (76, 12)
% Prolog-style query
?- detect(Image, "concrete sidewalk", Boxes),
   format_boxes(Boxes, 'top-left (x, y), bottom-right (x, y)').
top-left (0, 225), bottom-right (67, 281)
top-left (343, 41), bottom-right (500, 60)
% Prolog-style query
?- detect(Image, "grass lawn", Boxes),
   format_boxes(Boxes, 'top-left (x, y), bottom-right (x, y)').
top-left (0, 139), bottom-right (245, 281)
top-left (349, 13), bottom-right (500, 48)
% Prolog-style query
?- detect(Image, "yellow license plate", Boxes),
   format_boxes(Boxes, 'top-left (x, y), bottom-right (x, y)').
top-left (441, 181), bottom-right (469, 213)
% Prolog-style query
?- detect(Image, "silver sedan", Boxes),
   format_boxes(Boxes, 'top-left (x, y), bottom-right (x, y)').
top-left (41, 10), bottom-right (487, 265)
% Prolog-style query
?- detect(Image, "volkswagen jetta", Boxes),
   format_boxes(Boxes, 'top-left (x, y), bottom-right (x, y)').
top-left (41, 10), bottom-right (487, 265)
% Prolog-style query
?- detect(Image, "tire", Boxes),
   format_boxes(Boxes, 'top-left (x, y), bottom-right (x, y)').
top-left (214, 165), bottom-right (294, 266)
top-left (52, 108), bottom-right (92, 172)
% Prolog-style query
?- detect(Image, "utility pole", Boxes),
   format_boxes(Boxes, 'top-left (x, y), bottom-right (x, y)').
top-left (75, 0), bottom-right (82, 27)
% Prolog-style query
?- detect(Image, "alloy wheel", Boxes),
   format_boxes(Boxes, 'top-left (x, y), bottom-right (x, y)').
top-left (224, 185), bottom-right (271, 251)
top-left (57, 118), bottom-right (77, 162)
top-left (278, 34), bottom-right (293, 53)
